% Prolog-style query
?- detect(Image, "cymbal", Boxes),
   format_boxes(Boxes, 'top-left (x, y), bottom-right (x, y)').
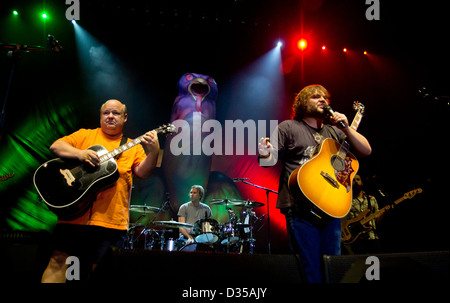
top-left (209, 199), bottom-right (265, 208)
top-left (153, 220), bottom-right (193, 228)
top-left (129, 205), bottom-right (160, 214)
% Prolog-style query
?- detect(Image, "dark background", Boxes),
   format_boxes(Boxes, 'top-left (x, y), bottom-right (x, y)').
top-left (1, 0), bottom-right (448, 254)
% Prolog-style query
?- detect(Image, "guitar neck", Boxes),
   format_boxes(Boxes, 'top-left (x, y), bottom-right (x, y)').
top-left (336, 103), bottom-right (364, 158)
top-left (350, 111), bottom-right (364, 131)
top-left (99, 126), bottom-right (170, 163)
top-left (359, 188), bottom-right (422, 225)
top-left (359, 204), bottom-right (392, 225)
top-left (99, 136), bottom-right (144, 163)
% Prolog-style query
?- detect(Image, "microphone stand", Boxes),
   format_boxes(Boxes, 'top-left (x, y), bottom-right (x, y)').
top-left (0, 39), bottom-right (61, 139)
top-left (240, 180), bottom-right (278, 254)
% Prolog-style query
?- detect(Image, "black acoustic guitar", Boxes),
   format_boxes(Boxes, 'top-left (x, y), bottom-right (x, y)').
top-left (33, 124), bottom-right (176, 220)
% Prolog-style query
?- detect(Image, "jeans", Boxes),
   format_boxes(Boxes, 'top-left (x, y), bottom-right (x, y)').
top-left (285, 210), bottom-right (341, 283)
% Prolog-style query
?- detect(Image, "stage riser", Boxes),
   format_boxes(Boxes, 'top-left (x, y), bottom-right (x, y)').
top-left (1, 231), bottom-right (448, 283)
top-left (92, 249), bottom-right (305, 283)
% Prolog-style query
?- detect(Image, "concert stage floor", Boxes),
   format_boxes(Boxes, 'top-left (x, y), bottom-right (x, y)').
top-left (1, 231), bottom-right (448, 285)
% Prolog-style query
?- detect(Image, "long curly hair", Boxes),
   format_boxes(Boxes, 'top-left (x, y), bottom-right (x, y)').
top-left (291, 84), bottom-right (330, 120)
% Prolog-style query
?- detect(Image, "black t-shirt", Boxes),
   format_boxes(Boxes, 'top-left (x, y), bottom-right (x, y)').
top-left (273, 119), bottom-right (346, 209)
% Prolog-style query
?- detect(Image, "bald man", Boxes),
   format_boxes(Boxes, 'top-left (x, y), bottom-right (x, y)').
top-left (41, 99), bottom-right (160, 283)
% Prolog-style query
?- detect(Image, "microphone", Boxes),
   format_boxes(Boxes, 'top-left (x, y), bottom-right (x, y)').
top-left (233, 178), bottom-right (249, 182)
top-left (323, 105), bottom-right (346, 128)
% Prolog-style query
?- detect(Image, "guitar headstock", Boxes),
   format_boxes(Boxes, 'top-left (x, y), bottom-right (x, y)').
top-left (353, 101), bottom-right (365, 115)
top-left (403, 188), bottom-right (423, 200)
top-left (155, 123), bottom-right (178, 136)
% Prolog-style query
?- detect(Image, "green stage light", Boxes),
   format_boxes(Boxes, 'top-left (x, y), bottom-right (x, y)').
top-left (42, 13), bottom-right (48, 19)
top-left (13, 10), bottom-right (19, 16)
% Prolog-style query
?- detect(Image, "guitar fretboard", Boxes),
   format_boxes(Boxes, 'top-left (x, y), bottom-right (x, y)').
top-left (99, 136), bottom-right (143, 163)
top-left (336, 104), bottom-right (364, 161)
top-left (97, 124), bottom-right (176, 163)
top-left (350, 111), bottom-right (364, 131)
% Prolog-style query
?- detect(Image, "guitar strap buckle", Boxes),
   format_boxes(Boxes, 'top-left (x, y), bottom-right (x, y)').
top-left (313, 133), bottom-right (324, 144)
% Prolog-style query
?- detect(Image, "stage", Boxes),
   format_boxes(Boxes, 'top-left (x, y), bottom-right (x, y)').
top-left (1, 0), bottom-right (449, 290)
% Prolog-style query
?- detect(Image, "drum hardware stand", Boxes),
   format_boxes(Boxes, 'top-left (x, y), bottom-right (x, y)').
top-left (224, 207), bottom-right (235, 253)
top-left (125, 226), bottom-right (135, 249)
top-left (239, 180), bottom-right (278, 254)
top-left (159, 229), bottom-right (175, 251)
top-left (241, 209), bottom-right (259, 254)
top-left (133, 195), bottom-right (171, 247)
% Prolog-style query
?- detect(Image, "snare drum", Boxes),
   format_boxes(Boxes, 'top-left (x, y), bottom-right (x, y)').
top-left (193, 218), bottom-right (219, 244)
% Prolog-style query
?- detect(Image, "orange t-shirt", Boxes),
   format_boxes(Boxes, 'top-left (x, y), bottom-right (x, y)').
top-left (57, 128), bottom-right (147, 230)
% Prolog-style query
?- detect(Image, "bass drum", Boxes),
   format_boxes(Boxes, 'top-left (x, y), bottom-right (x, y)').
top-left (179, 243), bottom-right (215, 253)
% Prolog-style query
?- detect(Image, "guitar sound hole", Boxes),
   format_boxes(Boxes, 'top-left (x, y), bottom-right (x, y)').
top-left (331, 155), bottom-right (345, 171)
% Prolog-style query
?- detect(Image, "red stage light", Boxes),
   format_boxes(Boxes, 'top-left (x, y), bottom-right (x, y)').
top-left (321, 45), bottom-right (326, 50)
top-left (363, 51), bottom-right (368, 55)
top-left (343, 48), bottom-right (348, 52)
top-left (297, 39), bottom-right (307, 51)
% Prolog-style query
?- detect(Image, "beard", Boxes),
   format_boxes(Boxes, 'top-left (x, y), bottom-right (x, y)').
top-left (304, 102), bottom-right (326, 119)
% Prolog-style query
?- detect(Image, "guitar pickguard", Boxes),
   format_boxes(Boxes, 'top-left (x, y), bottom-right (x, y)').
top-left (334, 156), bottom-right (354, 192)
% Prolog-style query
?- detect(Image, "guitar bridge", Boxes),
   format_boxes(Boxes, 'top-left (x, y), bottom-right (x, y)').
top-left (320, 171), bottom-right (340, 189)
top-left (60, 169), bottom-right (75, 187)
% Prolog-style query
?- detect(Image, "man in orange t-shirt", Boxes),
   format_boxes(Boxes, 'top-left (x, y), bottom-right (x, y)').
top-left (41, 99), bottom-right (160, 283)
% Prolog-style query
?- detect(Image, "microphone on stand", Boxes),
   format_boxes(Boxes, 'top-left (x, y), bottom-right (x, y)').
top-left (233, 178), bottom-right (249, 182)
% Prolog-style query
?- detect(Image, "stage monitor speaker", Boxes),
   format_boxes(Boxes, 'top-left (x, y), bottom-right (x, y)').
top-left (93, 248), bottom-right (304, 283)
top-left (0, 231), bottom-right (51, 283)
top-left (323, 250), bottom-right (448, 283)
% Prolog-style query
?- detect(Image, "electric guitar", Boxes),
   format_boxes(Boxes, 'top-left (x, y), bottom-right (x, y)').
top-left (33, 124), bottom-right (177, 220)
top-left (288, 102), bottom-right (365, 218)
top-left (341, 188), bottom-right (422, 244)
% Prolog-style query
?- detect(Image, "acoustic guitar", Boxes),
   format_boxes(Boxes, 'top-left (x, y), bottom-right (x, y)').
top-left (33, 124), bottom-right (176, 220)
top-left (288, 102), bottom-right (365, 218)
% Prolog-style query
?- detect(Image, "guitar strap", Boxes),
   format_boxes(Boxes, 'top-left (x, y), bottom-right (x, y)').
top-left (114, 135), bottom-right (128, 160)
top-left (323, 125), bottom-right (341, 143)
top-left (312, 125), bottom-right (340, 145)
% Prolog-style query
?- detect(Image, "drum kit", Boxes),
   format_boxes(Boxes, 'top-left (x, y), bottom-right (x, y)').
top-left (125, 198), bottom-right (265, 254)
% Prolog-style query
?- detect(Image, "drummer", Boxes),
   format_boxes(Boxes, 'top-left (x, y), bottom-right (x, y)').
top-left (177, 185), bottom-right (213, 245)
